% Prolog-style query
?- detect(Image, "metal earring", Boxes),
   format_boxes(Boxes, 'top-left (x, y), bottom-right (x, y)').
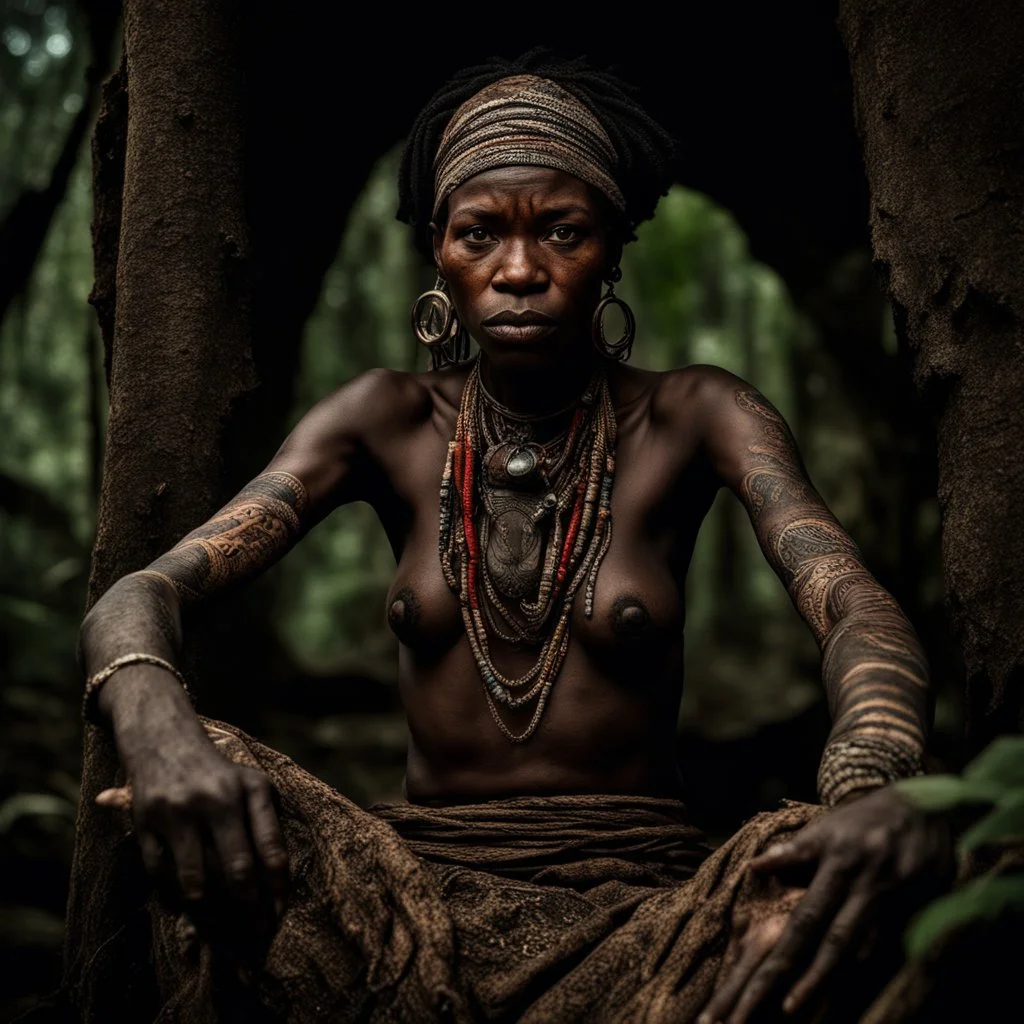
top-left (411, 274), bottom-right (469, 370)
top-left (592, 266), bottom-right (636, 362)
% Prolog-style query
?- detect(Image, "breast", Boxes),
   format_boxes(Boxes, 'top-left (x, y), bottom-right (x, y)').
top-left (570, 541), bottom-right (685, 662)
top-left (385, 557), bottom-right (465, 655)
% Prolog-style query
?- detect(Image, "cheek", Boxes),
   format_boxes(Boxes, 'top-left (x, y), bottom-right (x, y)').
top-left (441, 245), bottom-right (488, 306)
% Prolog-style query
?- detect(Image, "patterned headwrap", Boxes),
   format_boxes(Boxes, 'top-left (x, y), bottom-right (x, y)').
top-left (431, 75), bottom-right (626, 221)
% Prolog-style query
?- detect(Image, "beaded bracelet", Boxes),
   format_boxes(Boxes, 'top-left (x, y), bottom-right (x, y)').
top-left (817, 735), bottom-right (924, 808)
top-left (83, 652), bottom-right (192, 722)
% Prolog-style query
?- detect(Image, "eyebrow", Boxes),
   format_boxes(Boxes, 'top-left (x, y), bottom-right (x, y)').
top-left (450, 204), bottom-right (594, 221)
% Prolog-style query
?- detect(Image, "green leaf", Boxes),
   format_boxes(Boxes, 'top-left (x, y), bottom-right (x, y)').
top-left (906, 875), bottom-right (1024, 958)
top-left (961, 792), bottom-right (1024, 851)
top-left (964, 736), bottom-right (1024, 790)
top-left (894, 774), bottom-right (1002, 812)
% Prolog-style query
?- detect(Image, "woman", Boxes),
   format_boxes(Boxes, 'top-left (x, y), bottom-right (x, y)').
top-left (76, 55), bottom-right (948, 1022)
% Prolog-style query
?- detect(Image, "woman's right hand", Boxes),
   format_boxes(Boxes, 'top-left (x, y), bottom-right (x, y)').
top-left (98, 669), bottom-right (289, 932)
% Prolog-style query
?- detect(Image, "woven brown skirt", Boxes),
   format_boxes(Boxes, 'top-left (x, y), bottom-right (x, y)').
top-left (89, 721), bottom-right (825, 1023)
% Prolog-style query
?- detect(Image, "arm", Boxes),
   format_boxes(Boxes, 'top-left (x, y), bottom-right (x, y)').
top-left (81, 368), bottom-right (421, 919)
top-left (699, 376), bottom-right (929, 805)
top-left (689, 369), bottom-right (950, 1023)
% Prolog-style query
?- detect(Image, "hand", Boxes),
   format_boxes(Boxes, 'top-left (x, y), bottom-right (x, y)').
top-left (698, 786), bottom-right (953, 1024)
top-left (98, 727), bottom-right (288, 939)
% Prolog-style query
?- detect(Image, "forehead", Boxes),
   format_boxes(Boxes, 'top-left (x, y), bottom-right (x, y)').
top-left (446, 166), bottom-right (599, 215)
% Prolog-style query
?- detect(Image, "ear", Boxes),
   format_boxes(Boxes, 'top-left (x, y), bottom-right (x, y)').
top-left (606, 236), bottom-right (624, 280)
top-left (430, 221), bottom-right (445, 278)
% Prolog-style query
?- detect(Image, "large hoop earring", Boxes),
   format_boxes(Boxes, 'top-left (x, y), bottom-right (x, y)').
top-left (592, 267), bottom-right (636, 362)
top-left (411, 274), bottom-right (468, 370)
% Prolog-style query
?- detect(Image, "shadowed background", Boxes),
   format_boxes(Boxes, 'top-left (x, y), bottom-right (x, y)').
top-left (0, 2), bottom-right (970, 1018)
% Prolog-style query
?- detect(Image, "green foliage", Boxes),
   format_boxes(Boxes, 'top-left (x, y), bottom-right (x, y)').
top-left (897, 736), bottom-right (1024, 957)
top-left (963, 734), bottom-right (1024, 789)
top-left (1, 1), bottom-right (96, 697)
top-left (905, 875), bottom-right (1024, 960)
top-left (895, 774), bottom-right (1004, 811)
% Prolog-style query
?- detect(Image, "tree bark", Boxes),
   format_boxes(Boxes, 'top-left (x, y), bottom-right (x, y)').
top-left (839, 0), bottom-right (1024, 752)
top-left (64, 1), bottom-right (255, 1016)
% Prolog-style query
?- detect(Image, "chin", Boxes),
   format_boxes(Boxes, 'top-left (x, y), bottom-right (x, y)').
top-left (473, 336), bottom-right (574, 370)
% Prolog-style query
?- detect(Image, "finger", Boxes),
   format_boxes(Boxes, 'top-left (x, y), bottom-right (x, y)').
top-left (138, 830), bottom-right (164, 880)
top-left (96, 785), bottom-right (133, 811)
top-left (783, 886), bottom-right (874, 1014)
top-left (726, 861), bottom-right (854, 1023)
top-left (749, 832), bottom-right (819, 874)
top-left (698, 937), bottom-right (771, 1024)
top-left (166, 823), bottom-right (206, 903)
top-left (243, 775), bottom-right (289, 914)
top-left (208, 805), bottom-right (258, 901)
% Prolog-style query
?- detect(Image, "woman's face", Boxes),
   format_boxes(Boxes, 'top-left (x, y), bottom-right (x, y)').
top-left (433, 166), bottom-right (619, 368)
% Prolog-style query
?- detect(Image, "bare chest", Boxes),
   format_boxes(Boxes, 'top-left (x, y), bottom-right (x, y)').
top-left (371, 399), bottom-right (717, 664)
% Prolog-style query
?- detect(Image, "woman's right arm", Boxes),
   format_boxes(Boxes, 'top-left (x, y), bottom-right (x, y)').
top-left (80, 368), bottom-right (421, 921)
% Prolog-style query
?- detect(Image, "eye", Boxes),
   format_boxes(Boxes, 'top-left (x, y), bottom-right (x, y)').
top-left (546, 224), bottom-right (581, 243)
top-left (461, 226), bottom-right (494, 244)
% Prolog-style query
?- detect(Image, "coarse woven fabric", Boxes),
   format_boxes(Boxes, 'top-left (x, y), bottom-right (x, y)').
top-left (432, 75), bottom-right (626, 222)
top-left (67, 720), bottom-right (831, 1023)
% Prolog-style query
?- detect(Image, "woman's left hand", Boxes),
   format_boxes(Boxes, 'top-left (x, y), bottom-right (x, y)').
top-left (698, 786), bottom-right (953, 1024)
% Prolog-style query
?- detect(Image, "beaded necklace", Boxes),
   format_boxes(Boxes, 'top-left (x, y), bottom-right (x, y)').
top-left (438, 357), bottom-right (617, 742)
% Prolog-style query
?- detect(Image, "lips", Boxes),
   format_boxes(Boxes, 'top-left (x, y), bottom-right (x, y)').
top-left (480, 309), bottom-right (558, 344)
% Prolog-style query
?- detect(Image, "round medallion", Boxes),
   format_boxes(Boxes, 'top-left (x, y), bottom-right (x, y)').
top-left (506, 447), bottom-right (538, 478)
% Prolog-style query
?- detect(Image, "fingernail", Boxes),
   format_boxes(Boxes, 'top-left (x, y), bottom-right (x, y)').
top-left (696, 1015), bottom-right (712, 1024)
top-left (783, 995), bottom-right (797, 1014)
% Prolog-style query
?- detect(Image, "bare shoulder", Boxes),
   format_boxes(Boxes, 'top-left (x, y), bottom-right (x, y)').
top-left (263, 367), bottom-right (435, 514)
top-left (647, 363), bottom-right (761, 430)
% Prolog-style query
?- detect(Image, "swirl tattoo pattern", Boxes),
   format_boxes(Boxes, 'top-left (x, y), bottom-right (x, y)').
top-left (79, 471), bottom-right (310, 716)
top-left (734, 390), bottom-right (928, 805)
top-left (147, 471), bottom-right (309, 603)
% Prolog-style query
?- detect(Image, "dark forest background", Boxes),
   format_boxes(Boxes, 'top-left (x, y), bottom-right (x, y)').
top-left (4, 0), bottom-right (1022, 1019)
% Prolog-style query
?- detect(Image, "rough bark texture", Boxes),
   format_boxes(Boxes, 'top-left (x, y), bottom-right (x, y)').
top-left (65, 1), bottom-right (255, 1017)
top-left (86, 0), bottom-right (255, 605)
top-left (839, 0), bottom-right (1024, 750)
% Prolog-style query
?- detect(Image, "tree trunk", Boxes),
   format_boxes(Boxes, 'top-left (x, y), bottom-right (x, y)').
top-left (64, 1), bottom-right (255, 1016)
top-left (839, 0), bottom-right (1024, 752)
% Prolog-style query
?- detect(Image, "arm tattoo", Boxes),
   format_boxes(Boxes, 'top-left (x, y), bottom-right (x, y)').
top-left (79, 472), bottom-right (309, 702)
top-left (734, 390), bottom-right (928, 805)
top-left (147, 471), bottom-right (308, 603)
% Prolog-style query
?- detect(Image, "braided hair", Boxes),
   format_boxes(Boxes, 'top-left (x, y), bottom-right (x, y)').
top-left (397, 49), bottom-right (677, 256)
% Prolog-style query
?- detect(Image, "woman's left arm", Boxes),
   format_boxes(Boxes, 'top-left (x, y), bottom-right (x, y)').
top-left (706, 379), bottom-right (930, 801)
top-left (688, 368), bottom-right (950, 1023)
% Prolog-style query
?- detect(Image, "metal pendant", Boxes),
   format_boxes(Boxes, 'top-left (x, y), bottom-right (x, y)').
top-left (484, 441), bottom-right (546, 492)
top-left (482, 492), bottom-right (548, 600)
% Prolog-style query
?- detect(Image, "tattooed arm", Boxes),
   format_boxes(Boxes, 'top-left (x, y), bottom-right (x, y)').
top-left (79, 368), bottom-right (419, 920)
top-left (698, 373), bottom-right (929, 804)
top-left (693, 368), bottom-right (950, 1024)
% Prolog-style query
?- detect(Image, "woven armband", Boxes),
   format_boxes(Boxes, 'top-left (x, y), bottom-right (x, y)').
top-left (817, 734), bottom-right (924, 808)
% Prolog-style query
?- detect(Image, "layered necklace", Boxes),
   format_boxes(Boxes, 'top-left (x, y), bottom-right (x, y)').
top-left (438, 357), bottom-right (618, 742)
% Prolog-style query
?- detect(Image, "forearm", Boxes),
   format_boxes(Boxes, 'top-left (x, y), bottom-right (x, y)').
top-left (79, 470), bottom-right (308, 727)
top-left (815, 582), bottom-right (930, 805)
top-left (712, 382), bottom-right (930, 807)
top-left (79, 570), bottom-right (209, 765)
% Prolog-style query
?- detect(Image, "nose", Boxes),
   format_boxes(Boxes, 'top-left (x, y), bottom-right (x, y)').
top-left (492, 239), bottom-right (548, 295)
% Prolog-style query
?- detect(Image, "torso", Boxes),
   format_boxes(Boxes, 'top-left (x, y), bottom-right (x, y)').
top-left (361, 361), bottom-right (720, 805)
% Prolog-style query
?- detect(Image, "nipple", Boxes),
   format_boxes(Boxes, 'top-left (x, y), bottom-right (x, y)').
top-left (387, 587), bottom-right (420, 636)
top-left (612, 596), bottom-right (651, 636)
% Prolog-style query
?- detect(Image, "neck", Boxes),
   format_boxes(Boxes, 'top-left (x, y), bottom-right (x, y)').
top-left (477, 348), bottom-right (599, 422)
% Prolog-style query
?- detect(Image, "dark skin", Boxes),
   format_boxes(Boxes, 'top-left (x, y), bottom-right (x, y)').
top-left (83, 166), bottom-right (950, 1020)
